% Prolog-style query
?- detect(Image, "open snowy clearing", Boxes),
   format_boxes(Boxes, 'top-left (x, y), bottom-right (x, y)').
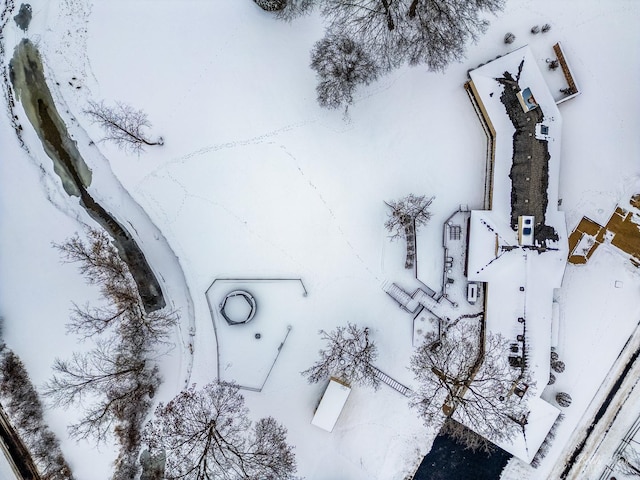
top-left (1, 1), bottom-right (639, 479)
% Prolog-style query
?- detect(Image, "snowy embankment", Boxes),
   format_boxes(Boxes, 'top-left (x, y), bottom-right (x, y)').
top-left (0, 0), bottom-right (639, 479)
top-left (1, 0), bottom-right (196, 476)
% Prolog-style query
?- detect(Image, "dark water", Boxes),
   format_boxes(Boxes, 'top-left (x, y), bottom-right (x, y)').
top-left (9, 39), bottom-right (165, 312)
top-left (413, 433), bottom-right (511, 480)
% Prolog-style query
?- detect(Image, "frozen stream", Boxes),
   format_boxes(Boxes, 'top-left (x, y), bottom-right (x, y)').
top-left (6, 38), bottom-right (197, 385)
top-left (9, 38), bottom-right (165, 312)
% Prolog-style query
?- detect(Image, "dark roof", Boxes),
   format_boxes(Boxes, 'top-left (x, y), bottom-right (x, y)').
top-left (496, 72), bottom-right (557, 245)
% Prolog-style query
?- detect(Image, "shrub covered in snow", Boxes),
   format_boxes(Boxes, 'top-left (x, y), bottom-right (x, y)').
top-left (556, 392), bottom-right (572, 408)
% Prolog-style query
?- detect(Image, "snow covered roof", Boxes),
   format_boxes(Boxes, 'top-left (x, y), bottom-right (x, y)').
top-left (311, 378), bottom-right (351, 433)
top-left (465, 46), bottom-right (569, 462)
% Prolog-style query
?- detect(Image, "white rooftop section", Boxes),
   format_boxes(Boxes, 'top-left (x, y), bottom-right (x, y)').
top-left (311, 378), bottom-right (352, 433)
top-left (465, 46), bottom-right (569, 462)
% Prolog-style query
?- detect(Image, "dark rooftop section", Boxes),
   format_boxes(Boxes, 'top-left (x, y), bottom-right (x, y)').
top-left (496, 62), bottom-right (558, 246)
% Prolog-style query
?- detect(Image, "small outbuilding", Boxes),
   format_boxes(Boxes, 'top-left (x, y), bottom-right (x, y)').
top-left (311, 378), bottom-right (351, 432)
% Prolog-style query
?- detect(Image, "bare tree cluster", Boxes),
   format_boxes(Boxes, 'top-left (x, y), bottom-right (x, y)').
top-left (144, 382), bottom-right (297, 480)
top-left (265, 0), bottom-right (504, 109)
top-left (410, 321), bottom-right (532, 444)
top-left (0, 346), bottom-right (74, 480)
top-left (302, 323), bottom-right (380, 388)
top-left (84, 100), bottom-right (163, 154)
top-left (310, 33), bottom-right (379, 112)
top-left (385, 194), bottom-right (434, 269)
top-left (44, 228), bottom-right (177, 479)
top-left (321, 0), bottom-right (504, 71)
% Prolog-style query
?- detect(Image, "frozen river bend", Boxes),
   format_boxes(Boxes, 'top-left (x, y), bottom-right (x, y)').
top-left (7, 37), bottom-right (197, 385)
top-left (10, 38), bottom-right (165, 312)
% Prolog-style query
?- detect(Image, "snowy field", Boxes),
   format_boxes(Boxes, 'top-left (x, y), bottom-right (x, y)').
top-left (1, 0), bottom-right (639, 479)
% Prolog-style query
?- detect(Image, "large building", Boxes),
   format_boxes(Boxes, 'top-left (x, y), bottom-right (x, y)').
top-left (464, 46), bottom-right (569, 462)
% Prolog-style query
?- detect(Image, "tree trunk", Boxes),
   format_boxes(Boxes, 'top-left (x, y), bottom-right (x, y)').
top-left (381, 0), bottom-right (395, 30)
top-left (404, 219), bottom-right (416, 269)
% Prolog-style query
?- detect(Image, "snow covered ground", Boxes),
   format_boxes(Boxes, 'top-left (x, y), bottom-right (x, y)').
top-left (0, 0), bottom-right (639, 479)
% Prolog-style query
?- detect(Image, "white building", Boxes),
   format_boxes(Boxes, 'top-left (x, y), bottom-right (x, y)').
top-left (464, 46), bottom-right (569, 462)
top-left (311, 378), bottom-right (352, 433)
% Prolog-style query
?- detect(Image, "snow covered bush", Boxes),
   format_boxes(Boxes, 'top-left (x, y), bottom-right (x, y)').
top-left (311, 33), bottom-right (379, 111)
top-left (531, 25), bottom-right (540, 34)
top-left (556, 392), bottom-right (572, 408)
top-left (504, 32), bottom-right (516, 44)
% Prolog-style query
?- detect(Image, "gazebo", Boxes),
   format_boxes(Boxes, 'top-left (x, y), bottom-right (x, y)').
top-left (219, 290), bottom-right (257, 325)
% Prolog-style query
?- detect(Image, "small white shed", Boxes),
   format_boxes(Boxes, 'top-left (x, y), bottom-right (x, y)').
top-left (311, 377), bottom-right (351, 432)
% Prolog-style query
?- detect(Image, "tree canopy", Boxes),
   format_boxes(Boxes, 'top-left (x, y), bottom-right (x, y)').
top-left (410, 321), bottom-right (531, 443)
top-left (144, 382), bottom-right (297, 480)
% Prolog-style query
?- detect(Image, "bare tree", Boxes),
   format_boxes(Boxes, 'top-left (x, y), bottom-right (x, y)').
top-left (321, 0), bottom-right (504, 72)
top-left (44, 337), bottom-right (158, 443)
top-left (84, 100), bottom-right (163, 154)
top-left (54, 229), bottom-right (177, 343)
top-left (46, 229), bottom-right (177, 479)
top-left (385, 194), bottom-right (433, 269)
top-left (144, 382), bottom-right (297, 480)
top-left (302, 323), bottom-right (379, 388)
top-left (410, 321), bottom-right (532, 444)
top-left (618, 446), bottom-right (640, 477)
top-left (551, 360), bottom-right (565, 373)
top-left (311, 33), bottom-right (380, 111)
